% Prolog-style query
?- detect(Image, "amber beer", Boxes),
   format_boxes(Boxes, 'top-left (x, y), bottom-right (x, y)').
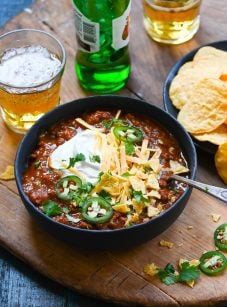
top-left (0, 30), bottom-right (65, 134)
top-left (143, 0), bottom-right (202, 44)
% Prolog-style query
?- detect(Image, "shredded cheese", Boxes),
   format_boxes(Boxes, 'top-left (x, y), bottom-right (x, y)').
top-left (72, 114), bottom-right (189, 226)
top-left (112, 203), bottom-right (130, 213)
top-left (115, 109), bottom-right (121, 119)
top-left (75, 118), bottom-right (104, 132)
top-left (120, 144), bottom-right (128, 173)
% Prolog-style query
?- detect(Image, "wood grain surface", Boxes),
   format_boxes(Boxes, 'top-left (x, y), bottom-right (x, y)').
top-left (0, 0), bottom-right (227, 306)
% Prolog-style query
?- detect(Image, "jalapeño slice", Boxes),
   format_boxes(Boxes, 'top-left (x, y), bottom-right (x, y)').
top-left (81, 196), bottom-right (114, 224)
top-left (113, 125), bottom-right (143, 143)
top-left (55, 175), bottom-right (82, 200)
top-left (199, 251), bottom-right (227, 276)
top-left (214, 223), bottom-right (227, 252)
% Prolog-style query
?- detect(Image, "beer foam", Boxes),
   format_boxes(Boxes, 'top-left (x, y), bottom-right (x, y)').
top-left (0, 45), bottom-right (62, 87)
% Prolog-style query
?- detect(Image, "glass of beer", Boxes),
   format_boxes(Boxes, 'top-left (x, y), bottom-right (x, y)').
top-left (143, 0), bottom-right (202, 44)
top-left (0, 29), bottom-right (66, 134)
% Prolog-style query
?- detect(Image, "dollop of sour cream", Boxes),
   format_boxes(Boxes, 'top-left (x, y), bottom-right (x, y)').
top-left (49, 129), bottom-right (101, 183)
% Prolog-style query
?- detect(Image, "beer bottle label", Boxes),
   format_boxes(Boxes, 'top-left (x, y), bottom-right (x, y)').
top-left (112, 0), bottom-right (131, 50)
top-left (73, 5), bottom-right (100, 53)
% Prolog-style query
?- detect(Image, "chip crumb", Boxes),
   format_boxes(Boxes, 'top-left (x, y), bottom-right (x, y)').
top-left (211, 213), bottom-right (221, 222)
top-left (143, 263), bottom-right (159, 276)
top-left (179, 258), bottom-right (200, 268)
top-left (159, 239), bottom-right (174, 248)
top-left (178, 242), bottom-right (183, 247)
top-left (187, 225), bottom-right (193, 230)
top-left (192, 235), bottom-right (197, 238)
top-left (0, 165), bottom-right (15, 180)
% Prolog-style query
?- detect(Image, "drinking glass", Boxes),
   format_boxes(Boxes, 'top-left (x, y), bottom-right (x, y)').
top-left (143, 0), bottom-right (202, 44)
top-left (0, 29), bottom-right (66, 134)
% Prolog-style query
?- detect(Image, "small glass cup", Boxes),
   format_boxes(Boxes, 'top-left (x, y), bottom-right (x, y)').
top-left (0, 29), bottom-right (66, 134)
top-left (143, 0), bottom-right (202, 44)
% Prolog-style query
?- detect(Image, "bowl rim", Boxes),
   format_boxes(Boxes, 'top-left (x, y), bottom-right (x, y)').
top-left (163, 40), bottom-right (227, 155)
top-left (15, 95), bottom-right (197, 235)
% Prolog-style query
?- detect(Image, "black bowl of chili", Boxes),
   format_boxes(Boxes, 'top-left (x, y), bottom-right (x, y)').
top-left (15, 95), bottom-right (197, 250)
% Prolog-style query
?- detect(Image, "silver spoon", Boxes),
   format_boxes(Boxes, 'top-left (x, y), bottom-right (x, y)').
top-left (171, 174), bottom-right (227, 203)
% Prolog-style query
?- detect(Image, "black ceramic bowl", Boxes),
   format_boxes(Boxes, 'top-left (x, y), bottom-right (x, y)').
top-left (15, 95), bottom-right (197, 250)
top-left (163, 40), bottom-right (227, 155)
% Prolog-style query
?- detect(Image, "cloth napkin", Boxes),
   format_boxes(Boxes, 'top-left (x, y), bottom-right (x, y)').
top-left (0, 0), bottom-right (34, 27)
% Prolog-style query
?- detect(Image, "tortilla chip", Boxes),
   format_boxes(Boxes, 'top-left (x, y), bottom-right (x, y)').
top-left (170, 60), bottom-right (227, 110)
top-left (215, 142), bottom-right (227, 184)
top-left (147, 206), bottom-right (160, 218)
top-left (193, 46), bottom-right (227, 62)
top-left (0, 165), bottom-right (15, 180)
top-left (177, 78), bottom-right (227, 134)
top-left (170, 160), bottom-right (189, 174)
top-left (91, 172), bottom-right (125, 196)
top-left (193, 124), bottom-right (227, 145)
top-left (169, 46), bottom-right (227, 110)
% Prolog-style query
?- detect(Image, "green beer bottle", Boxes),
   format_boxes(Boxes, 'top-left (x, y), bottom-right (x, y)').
top-left (72, 0), bottom-right (131, 93)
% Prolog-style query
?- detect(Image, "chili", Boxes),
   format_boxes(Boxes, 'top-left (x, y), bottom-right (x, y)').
top-left (81, 196), bottom-right (114, 224)
top-left (55, 175), bottom-right (82, 200)
top-left (199, 251), bottom-right (227, 276)
top-left (214, 223), bottom-right (227, 252)
top-left (113, 125), bottom-right (143, 143)
top-left (23, 110), bottom-right (188, 230)
top-left (43, 200), bottom-right (62, 217)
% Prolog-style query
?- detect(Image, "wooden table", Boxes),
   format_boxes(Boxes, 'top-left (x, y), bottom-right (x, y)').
top-left (0, 0), bottom-right (227, 306)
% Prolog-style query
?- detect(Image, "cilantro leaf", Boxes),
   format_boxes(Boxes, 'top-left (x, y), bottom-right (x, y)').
top-left (158, 264), bottom-right (179, 285)
top-left (98, 190), bottom-right (112, 202)
top-left (72, 194), bottom-right (83, 207)
top-left (36, 180), bottom-right (41, 187)
top-left (102, 118), bottom-right (124, 129)
top-left (43, 200), bottom-right (62, 217)
top-left (121, 172), bottom-right (135, 178)
top-left (145, 261), bottom-right (200, 287)
top-left (157, 262), bottom-right (200, 286)
top-left (89, 155), bottom-right (101, 163)
top-left (125, 142), bottom-right (135, 155)
top-left (79, 182), bottom-right (93, 194)
top-left (71, 182), bottom-right (93, 204)
top-left (112, 118), bottom-right (124, 126)
top-left (204, 186), bottom-right (209, 193)
top-left (158, 271), bottom-right (178, 285)
top-left (133, 191), bottom-right (149, 204)
top-left (34, 161), bottom-right (41, 168)
top-left (102, 120), bottom-right (112, 129)
top-left (178, 262), bottom-right (200, 282)
top-left (165, 263), bottom-right (176, 274)
top-left (98, 171), bottom-right (104, 181)
top-left (67, 153), bottom-right (85, 168)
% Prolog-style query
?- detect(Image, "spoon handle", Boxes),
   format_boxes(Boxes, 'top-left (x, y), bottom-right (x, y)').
top-left (172, 174), bottom-right (227, 203)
